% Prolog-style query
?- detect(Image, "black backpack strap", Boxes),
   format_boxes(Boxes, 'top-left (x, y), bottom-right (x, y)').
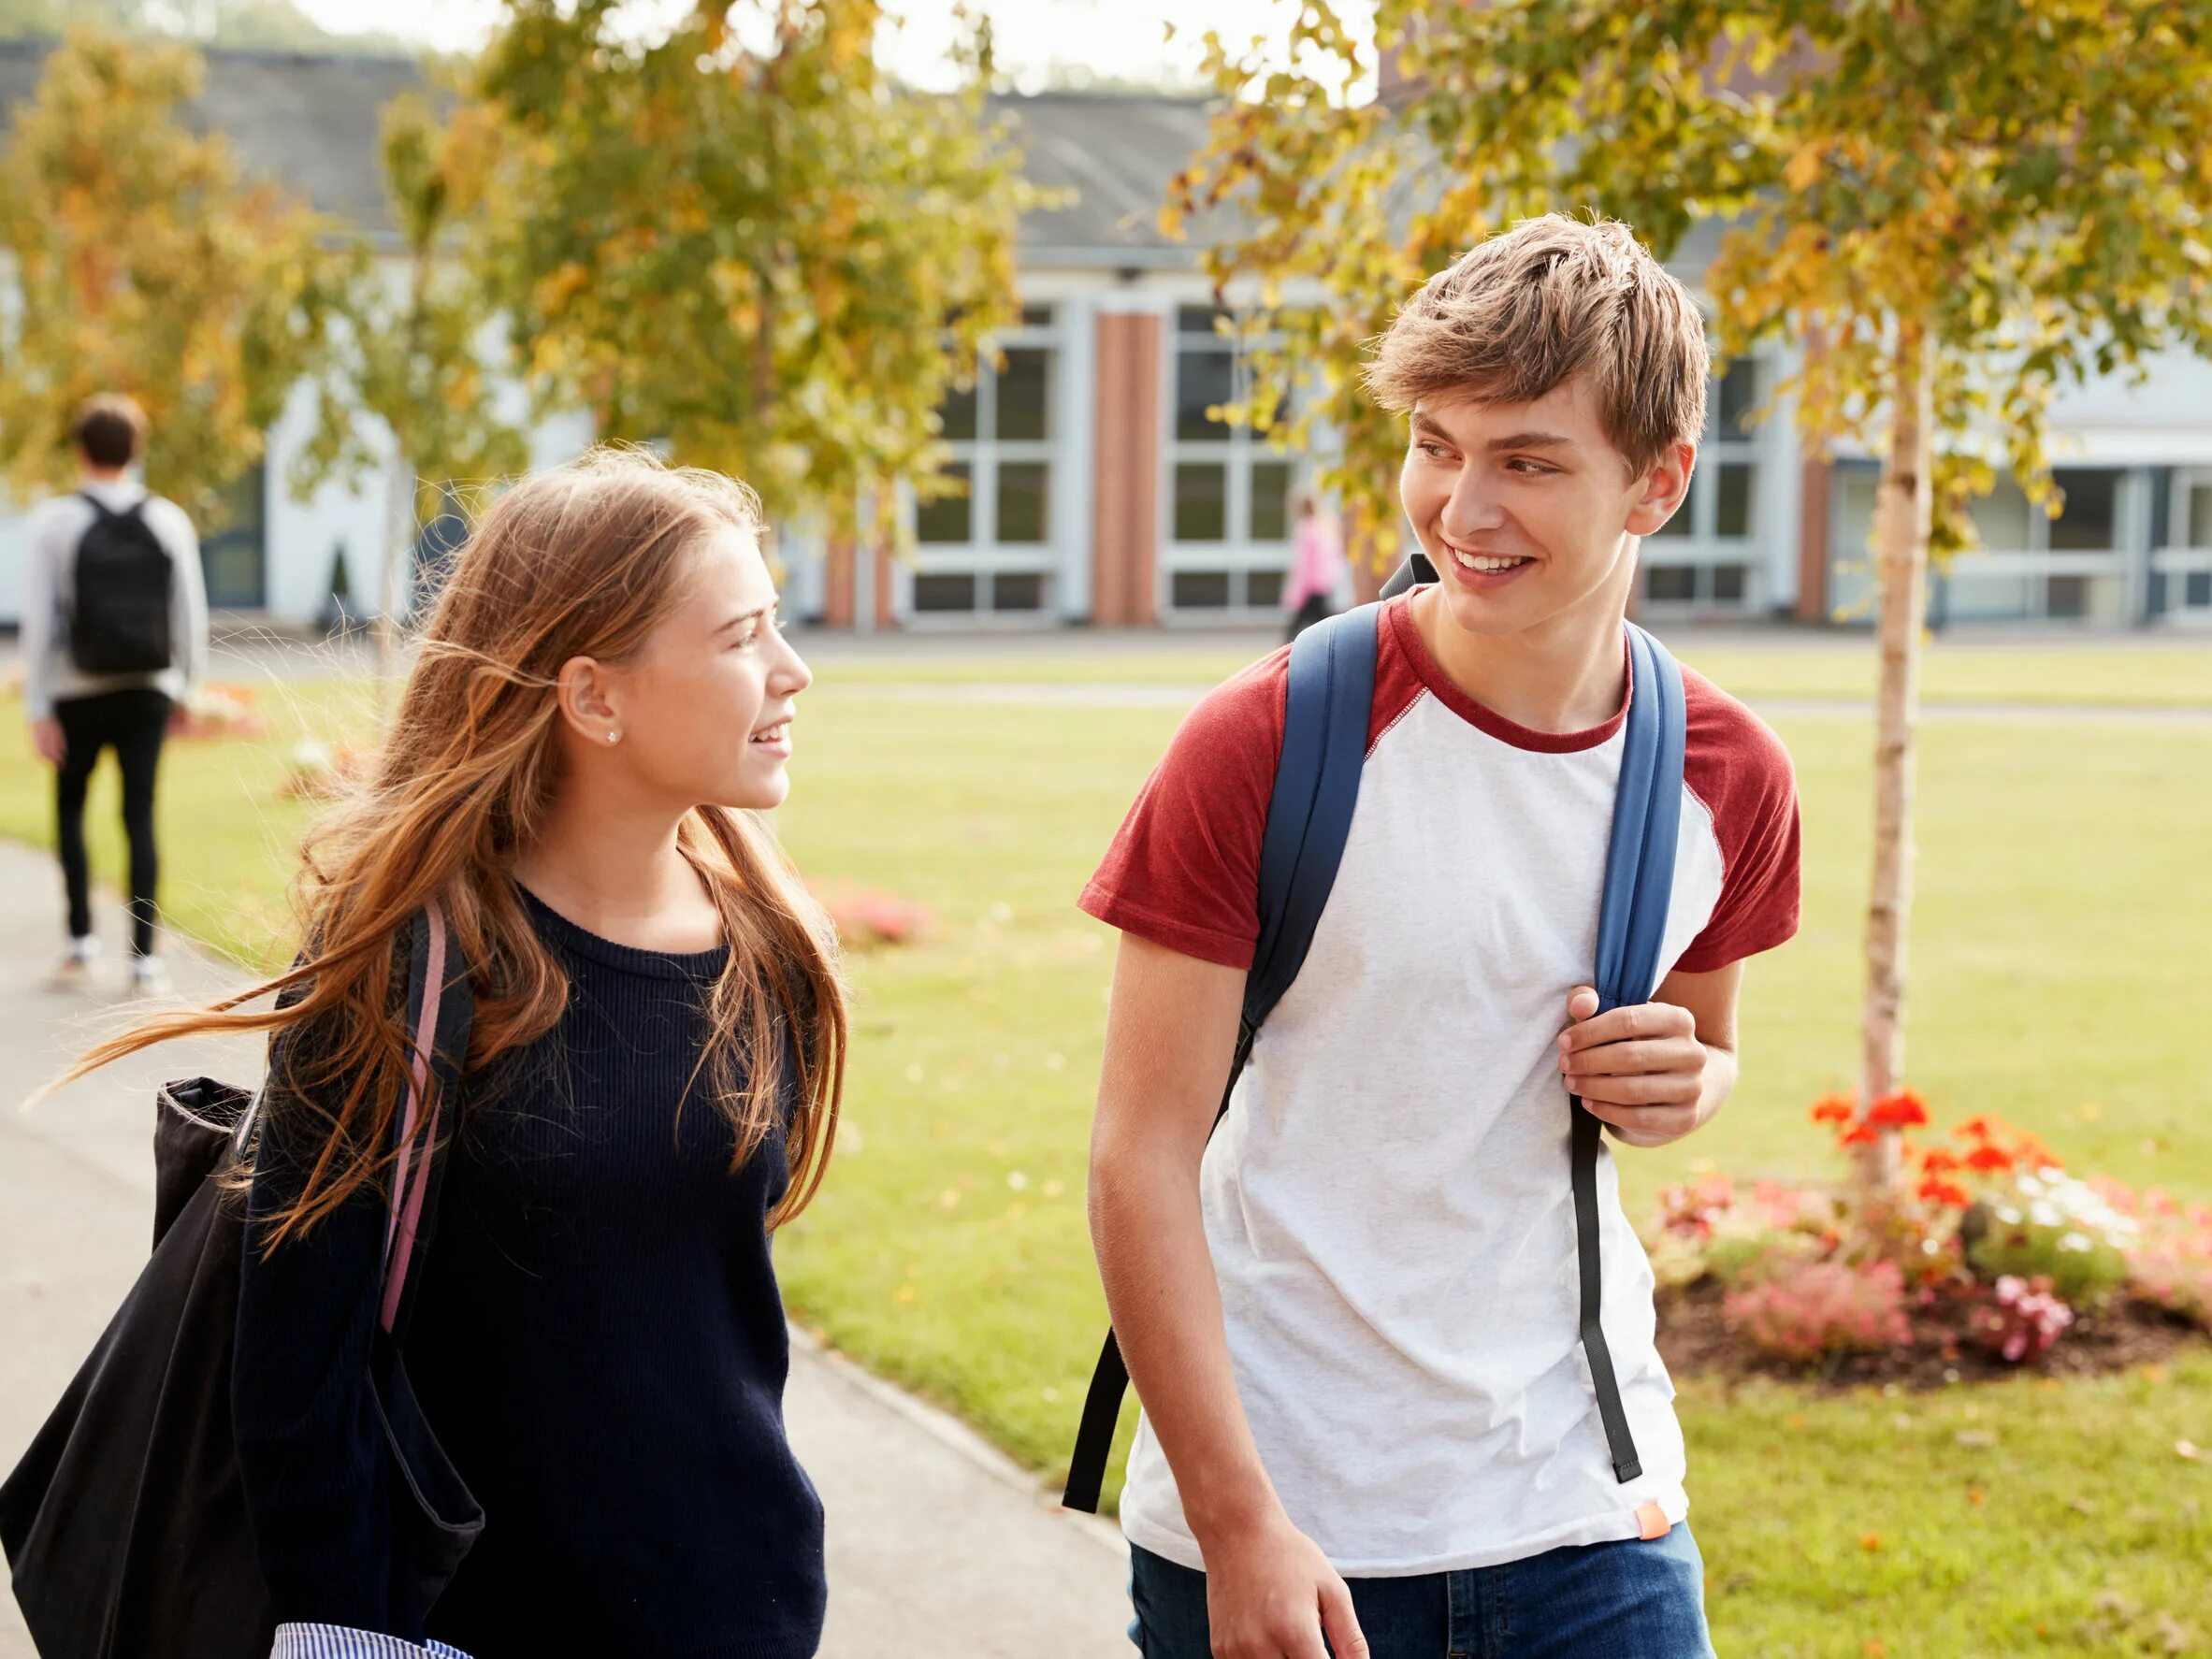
top-left (1569, 622), bottom-right (1687, 1483)
top-left (76, 489), bottom-right (146, 523)
top-left (1377, 548), bottom-right (1437, 599)
top-left (1063, 606), bottom-right (1381, 1513)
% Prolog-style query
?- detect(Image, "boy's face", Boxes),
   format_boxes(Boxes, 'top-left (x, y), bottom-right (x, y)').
top-left (1397, 375), bottom-right (1692, 640)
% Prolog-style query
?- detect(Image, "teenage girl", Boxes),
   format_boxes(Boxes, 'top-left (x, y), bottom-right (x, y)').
top-left (72, 447), bottom-right (846, 1657)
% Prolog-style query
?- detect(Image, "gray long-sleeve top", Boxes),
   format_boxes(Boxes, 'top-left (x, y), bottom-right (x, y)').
top-left (22, 477), bottom-right (210, 720)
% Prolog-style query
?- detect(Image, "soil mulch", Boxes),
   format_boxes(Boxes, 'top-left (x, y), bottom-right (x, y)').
top-left (1655, 1277), bottom-right (2207, 1391)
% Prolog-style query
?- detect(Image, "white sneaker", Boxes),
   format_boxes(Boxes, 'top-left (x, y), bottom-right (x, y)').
top-left (126, 956), bottom-right (174, 999)
top-left (46, 938), bottom-right (99, 990)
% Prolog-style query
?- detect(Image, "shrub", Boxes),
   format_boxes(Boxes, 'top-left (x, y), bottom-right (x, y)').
top-left (1969, 1168), bottom-right (2135, 1310)
top-left (1968, 1274), bottom-right (2075, 1363)
top-left (2104, 1186), bottom-right (2212, 1329)
top-left (1722, 1259), bottom-right (1913, 1363)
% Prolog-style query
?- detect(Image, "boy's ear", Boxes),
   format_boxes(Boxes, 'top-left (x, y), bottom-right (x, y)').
top-left (1626, 441), bottom-right (1697, 538)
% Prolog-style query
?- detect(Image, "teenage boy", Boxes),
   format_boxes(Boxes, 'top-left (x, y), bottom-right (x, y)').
top-left (22, 394), bottom-right (209, 996)
top-left (1080, 216), bottom-right (1800, 1659)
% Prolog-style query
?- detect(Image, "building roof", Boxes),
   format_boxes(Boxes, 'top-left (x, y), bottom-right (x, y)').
top-left (0, 39), bottom-right (1215, 266)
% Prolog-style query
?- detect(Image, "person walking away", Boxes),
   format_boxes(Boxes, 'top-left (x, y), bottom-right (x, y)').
top-left (22, 394), bottom-right (210, 997)
top-left (1080, 216), bottom-right (1802, 1659)
top-left (1281, 495), bottom-right (1344, 642)
top-left (57, 447), bottom-right (848, 1658)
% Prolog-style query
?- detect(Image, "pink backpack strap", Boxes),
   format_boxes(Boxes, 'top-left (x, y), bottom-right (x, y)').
top-left (380, 900), bottom-right (449, 1334)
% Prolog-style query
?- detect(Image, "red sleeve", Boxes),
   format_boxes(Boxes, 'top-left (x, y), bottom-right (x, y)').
top-left (1077, 649), bottom-right (1290, 971)
top-left (1673, 668), bottom-right (1802, 974)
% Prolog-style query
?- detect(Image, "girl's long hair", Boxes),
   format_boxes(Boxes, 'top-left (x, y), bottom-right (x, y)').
top-left (56, 447), bottom-right (847, 1246)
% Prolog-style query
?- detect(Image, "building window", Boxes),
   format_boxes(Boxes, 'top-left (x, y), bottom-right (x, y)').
top-left (1641, 358), bottom-right (1766, 610)
top-left (907, 307), bottom-right (1063, 621)
top-left (1164, 307), bottom-right (1305, 616)
top-left (1829, 463), bottom-right (2135, 625)
top-left (202, 461), bottom-right (267, 609)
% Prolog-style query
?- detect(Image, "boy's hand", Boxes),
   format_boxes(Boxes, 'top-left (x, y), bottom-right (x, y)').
top-left (1201, 1508), bottom-right (1368, 1659)
top-left (1556, 986), bottom-right (1713, 1149)
top-left (31, 718), bottom-right (64, 766)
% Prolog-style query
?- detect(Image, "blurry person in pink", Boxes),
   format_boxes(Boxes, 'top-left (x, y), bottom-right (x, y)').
top-left (1281, 494), bottom-right (1345, 641)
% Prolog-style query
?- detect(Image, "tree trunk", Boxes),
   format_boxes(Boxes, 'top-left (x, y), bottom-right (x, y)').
top-left (1857, 319), bottom-right (1935, 1205)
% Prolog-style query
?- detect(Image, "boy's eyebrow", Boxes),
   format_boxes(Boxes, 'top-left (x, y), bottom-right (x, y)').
top-left (1410, 411), bottom-right (1579, 454)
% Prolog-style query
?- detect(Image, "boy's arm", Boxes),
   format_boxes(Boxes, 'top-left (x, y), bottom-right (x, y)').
top-left (1089, 932), bottom-right (1366, 1659)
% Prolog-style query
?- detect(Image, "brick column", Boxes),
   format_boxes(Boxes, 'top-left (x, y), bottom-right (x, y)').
top-left (1795, 456), bottom-right (1832, 624)
top-left (822, 536), bottom-right (856, 629)
top-left (873, 537), bottom-right (898, 629)
top-left (1091, 309), bottom-right (1162, 627)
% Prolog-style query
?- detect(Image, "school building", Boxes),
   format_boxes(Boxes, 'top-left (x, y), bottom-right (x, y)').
top-left (3, 41), bottom-right (2209, 634)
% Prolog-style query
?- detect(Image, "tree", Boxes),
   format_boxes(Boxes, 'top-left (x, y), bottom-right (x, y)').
top-left (1169, 1), bottom-right (2212, 1211)
top-left (462, 0), bottom-right (1049, 549)
top-left (290, 90), bottom-right (528, 705)
top-left (0, 26), bottom-right (343, 526)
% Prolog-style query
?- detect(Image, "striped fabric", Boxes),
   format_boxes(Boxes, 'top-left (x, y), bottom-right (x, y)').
top-left (271, 1624), bottom-right (473, 1658)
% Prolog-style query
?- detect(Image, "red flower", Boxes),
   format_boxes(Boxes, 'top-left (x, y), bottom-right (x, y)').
top-left (1867, 1091), bottom-right (1930, 1129)
top-left (1917, 1176), bottom-right (1973, 1209)
top-left (1811, 1093), bottom-right (1856, 1125)
top-left (1953, 1115), bottom-right (2002, 1142)
top-left (1964, 1144), bottom-right (2015, 1175)
top-left (1917, 1147), bottom-right (1963, 1175)
top-left (1839, 1124), bottom-right (1880, 1147)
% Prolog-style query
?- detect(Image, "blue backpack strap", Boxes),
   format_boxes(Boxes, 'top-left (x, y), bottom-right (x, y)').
top-left (1247, 604), bottom-right (1381, 1032)
top-left (1570, 620), bottom-right (1687, 1484)
top-left (1062, 605), bottom-right (1381, 1514)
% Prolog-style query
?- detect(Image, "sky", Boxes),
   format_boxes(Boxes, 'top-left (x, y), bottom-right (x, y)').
top-left (291, 0), bottom-right (1374, 94)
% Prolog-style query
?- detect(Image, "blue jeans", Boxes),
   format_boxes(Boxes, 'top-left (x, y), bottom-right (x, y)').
top-left (1127, 1527), bottom-right (1714, 1659)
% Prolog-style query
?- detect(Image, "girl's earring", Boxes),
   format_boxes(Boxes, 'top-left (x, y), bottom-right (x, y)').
top-left (607, 729), bottom-right (621, 744)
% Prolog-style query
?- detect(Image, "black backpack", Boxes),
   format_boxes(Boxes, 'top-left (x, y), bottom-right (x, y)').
top-left (0, 907), bottom-right (483, 1657)
top-left (67, 492), bottom-right (175, 675)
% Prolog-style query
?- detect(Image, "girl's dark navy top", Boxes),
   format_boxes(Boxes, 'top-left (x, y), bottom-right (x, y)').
top-left (234, 887), bottom-right (824, 1659)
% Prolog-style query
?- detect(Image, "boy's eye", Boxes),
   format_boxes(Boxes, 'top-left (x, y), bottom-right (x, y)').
top-left (1417, 441), bottom-right (1453, 461)
top-left (1506, 457), bottom-right (1555, 476)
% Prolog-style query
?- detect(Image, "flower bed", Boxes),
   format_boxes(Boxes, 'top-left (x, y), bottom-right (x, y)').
top-left (805, 882), bottom-right (933, 950)
top-left (172, 682), bottom-right (268, 741)
top-left (1644, 1093), bottom-right (2212, 1387)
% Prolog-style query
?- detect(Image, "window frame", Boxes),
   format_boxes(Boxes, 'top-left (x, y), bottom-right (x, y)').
top-left (903, 305), bottom-right (1066, 624)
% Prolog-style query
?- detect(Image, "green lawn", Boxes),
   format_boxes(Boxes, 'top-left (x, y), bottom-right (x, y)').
top-left (817, 634), bottom-right (2212, 709)
top-left (4, 648), bottom-right (2208, 1653)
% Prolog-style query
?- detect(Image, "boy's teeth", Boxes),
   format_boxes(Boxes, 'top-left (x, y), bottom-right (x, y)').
top-left (1453, 549), bottom-right (1529, 572)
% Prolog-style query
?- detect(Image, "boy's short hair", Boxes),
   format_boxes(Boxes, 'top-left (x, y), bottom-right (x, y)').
top-left (1365, 215), bottom-right (1709, 477)
top-left (73, 394), bottom-right (149, 469)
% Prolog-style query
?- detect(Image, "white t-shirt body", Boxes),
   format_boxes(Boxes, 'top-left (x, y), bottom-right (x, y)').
top-left (1082, 593), bottom-right (1800, 1577)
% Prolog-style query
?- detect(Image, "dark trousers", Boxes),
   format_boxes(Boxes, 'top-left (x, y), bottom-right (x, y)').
top-left (53, 688), bottom-right (172, 958)
top-left (1286, 592), bottom-right (1337, 642)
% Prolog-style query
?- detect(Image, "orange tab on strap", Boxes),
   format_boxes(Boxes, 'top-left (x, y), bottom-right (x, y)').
top-left (1635, 1501), bottom-right (1671, 1540)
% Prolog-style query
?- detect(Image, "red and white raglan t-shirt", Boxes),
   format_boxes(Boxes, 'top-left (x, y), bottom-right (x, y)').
top-left (1080, 591), bottom-right (1801, 1577)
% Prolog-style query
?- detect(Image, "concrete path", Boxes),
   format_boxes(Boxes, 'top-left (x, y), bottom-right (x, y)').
top-left (0, 840), bottom-right (1132, 1658)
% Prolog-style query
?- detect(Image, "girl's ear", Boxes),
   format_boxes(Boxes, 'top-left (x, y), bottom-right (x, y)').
top-left (555, 656), bottom-right (621, 740)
